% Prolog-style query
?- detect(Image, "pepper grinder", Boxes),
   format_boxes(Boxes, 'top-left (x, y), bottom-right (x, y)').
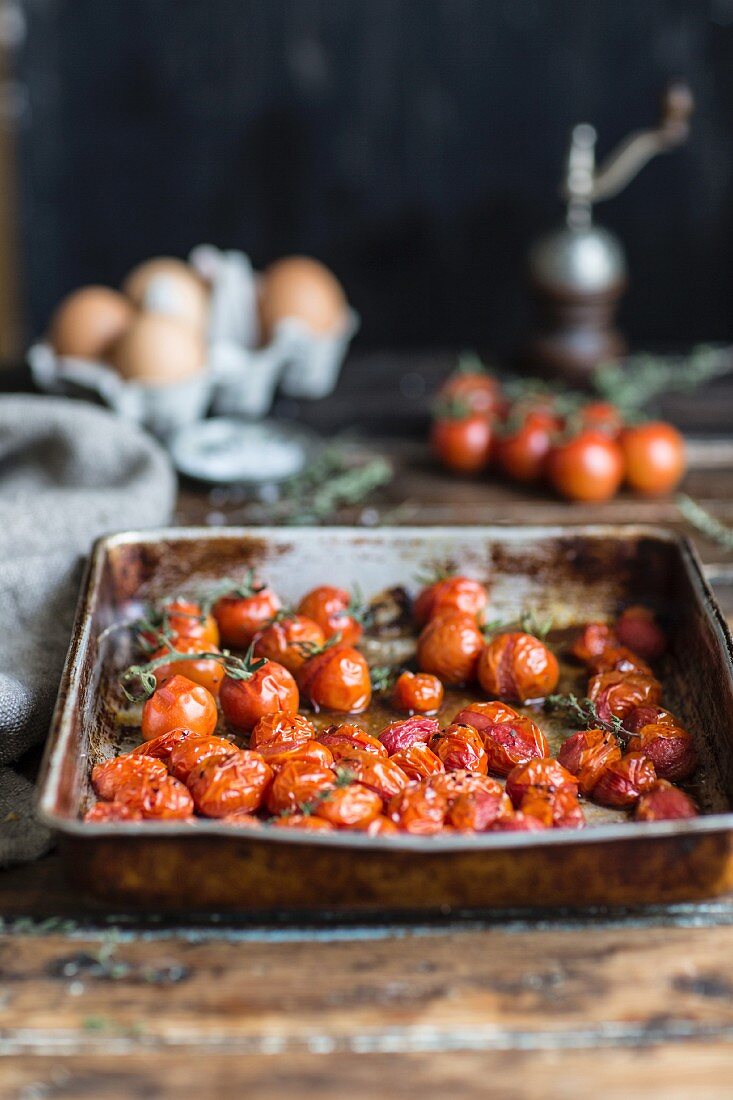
top-left (523, 81), bottom-right (694, 386)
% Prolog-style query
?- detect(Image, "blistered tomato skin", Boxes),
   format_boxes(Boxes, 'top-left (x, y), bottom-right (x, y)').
top-left (338, 750), bottom-right (409, 802)
top-left (168, 735), bottom-right (239, 784)
top-left (477, 632), bottom-right (559, 703)
top-left (505, 758), bottom-right (578, 808)
top-left (92, 755), bottom-right (167, 801)
top-left (253, 613), bottom-right (326, 674)
top-left (266, 761), bottom-right (336, 816)
top-left (297, 645), bottom-right (372, 714)
top-left (521, 787), bottom-right (585, 830)
top-left (389, 742), bottom-right (445, 781)
top-left (429, 723), bottom-right (488, 774)
top-left (627, 723), bottom-right (697, 782)
top-left (220, 660), bottom-right (299, 733)
top-left (587, 671), bottom-right (662, 723)
top-left (318, 723), bottom-right (388, 760)
top-left (557, 728), bottom-right (622, 796)
top-left (427, 770), bottom-right (503, 806)
top-left (417, 613), bottom-right (484, 686)
top-left (297, 586), bottom-right (363, 646)
top-left (413, 577), bottom-right (488, 628)
top-left (358, 814), bottom-right (400, 836)
top-left (624, 705), bottom-right (679, 735)
top-left (141, 675), bottom-right (219, 743)
top-left (131, 727), bottom-right (200, 764)
top-left (586, 646), bottom-right (652, 677)
top-left (379, 715), bottom-right (440, 755)
top-left (213, 586), bottom-right (282, 648)
top-left (258, 739), bottom-right (335, 771)
top-left (84, 801), bottom-right (144, 823)
top-left (615, 605), bottom-right (667, 662)
top-left (449, 788), bottom-right (513, 831)
top-left (387, 783), bottom-right (448, 835)
top-left (634, 781), bottom-right (698, 822)
top-left (571, 623), bottom-right (618, 664)
top-left (250, 712), bottom-right (315, 750)
top-left (188, 750), bottom-right (273, 817)
top-left (315, 783), bottom-right (382, 828)
top-left (455, 702), bottom-right (549, 777)
top-left (114, 774), bottom-right (194, 820)
top-left (392, 671), bottom-right (445, 714)
top-left (591, 753), bottom-right (657, 808)
top-left (491, 811), bottom-right (547, 833)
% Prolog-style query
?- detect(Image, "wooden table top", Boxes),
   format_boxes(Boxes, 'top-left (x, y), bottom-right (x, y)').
top-left (3, 353), bottom-right (733, 1097)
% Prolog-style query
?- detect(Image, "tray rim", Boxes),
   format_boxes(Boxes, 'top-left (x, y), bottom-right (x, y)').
top-left (36, 522), bottom-right (733, 854)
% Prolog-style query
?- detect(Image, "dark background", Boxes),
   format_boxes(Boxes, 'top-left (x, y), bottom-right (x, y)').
top-left (13, 0), bottom-right (733, 352)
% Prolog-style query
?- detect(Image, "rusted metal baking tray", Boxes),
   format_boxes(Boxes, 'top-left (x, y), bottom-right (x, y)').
top-left (37, 525), bottom-right (733, 911)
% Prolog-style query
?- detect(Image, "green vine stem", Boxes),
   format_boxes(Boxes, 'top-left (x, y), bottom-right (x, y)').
top-left (120, 641), bottom-right (266, 702)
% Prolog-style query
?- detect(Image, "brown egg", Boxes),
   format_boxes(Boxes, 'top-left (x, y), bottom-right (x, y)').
top-left (49, 286), bottom-right (134, 359)
top-left (258, 256), bottom-right (347, 341)
top-left (111, 313), bottom-right (205, 385)
top-left (122, 257), bottom-right (209, 331)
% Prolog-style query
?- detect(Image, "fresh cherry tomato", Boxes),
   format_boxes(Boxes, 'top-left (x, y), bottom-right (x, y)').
top-left (620, 422), bottom-right (686, 496)
top-left (213, 577), bottom-right (282, 648)
top-left (140, 598), bottom-right (220, 649)
top-left (188, 750), bottom-right (273, 817)
top-left (388, 742), bottom-right (445, 781)
top-left (429, 723), bottom-right (488, 774)
top-left (454, 702), bottom-right (549, 777)
top-left (495, 406), bottom-right (560, 483)
top-left (114, 774), bottom-right (194, 819)
top-left (431, 413), bottom-right (493, 475)
top-left (570, 622), bottom-right (618, 664)
top-left (392, 671), bottom-right (445, 714)
top-left (586, 646), bottom-right (652, 677)
top-left (315, 783), bottom-right (382, 828)
top-left (84, 802), bottom-right (143, 823)
top-left (266, 761), bottom-right (336, 816)
top-left (258, 738), bottom-right (335, 771)
top-left (413, 576), bottom-right (489, 628)
top-left (168, 735), bottom-right (239, 783)
top-left (615, 605), bottom-right (667, 661)
top-left (387, 782), bottom-right (448, 835)
top-left (634, 781), bottom-right (698, 822)
top-left (448, 788), bottom-right (512, 831)
top-left (626, 723), bottom-right (697, 782)
top-left (438, 366), bottom-right (504, 418)
top-left (92, 755), bottom-right (167, 801)
top-left (578, 402), bottom-right (624, 438)
top-left (587, 671), bottom-right (662, 723)
top-left (141, 674), bottom-right (219, 743)
top-left (547, 429), bottom-right (624, 502)
top-left (591, 752), bottom-right (657, 807)
top-left (151, 639), bottom-right (224, 696)
top-left (219, 656), bottom-right (299, 734)
top-left (318, 723), bottom-right (388, 759)
top-left (505, 758), bottom-right (578, 808)
top-left (557, 728), bottom-right (622, 796)
top-left (337, 750), bottom-right (409, 801)
top-left (417, 612), bottom-right (484, 686)
top-left (250, 712), bottom-right (315, 750)
top-left (297, 586), bottom-right (364, 646)
top-left (253, 612), bottom-right (326, 673)
top-left (378, 715), bottom-right (440, 755)
top-left (477, 631), bottom-right (559, 703)
top-left (297, 644), bottom-right (372, 714)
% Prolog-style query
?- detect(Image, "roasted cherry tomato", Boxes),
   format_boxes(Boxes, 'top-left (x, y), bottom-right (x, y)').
top-left (387, 782), bottom-right (448, 835)
top-left (151, 639), bottom-right (224, 696)
top-left (520, 787), bottom-right (585, 830)
top-left (413, 576), bottom-right (489, 627)
top-left (140, 598), bottom-right (220, 649)
top-left (114, 774), bottom-right (194, 819)
top-left (272, 813), bottom-right (334, 832)
top-left (505, 758), bottom-right (578, 808)
top-left (188, 750), bottom-right (273, 817)
top-left (448, 788), bottom-right (512, 831)
top-left (315, 783), bottom-right (382, 828)
top-left (250, 712), bottom-right (315, 750)
top-left (570, 622), bottom-right (618, 664)
top-left (491, 811), bottom-right (547, 832)
top-left (168, 735), bottom-right (239, 783)
top-left (392, 671), bottom-right (445, 714)
top-left (557, 728), bottom-right (622, 796)
top-left (586, 646), bottom-right (652, 677)
top-left (297, 586), bottom-right (364, 646)
top-left (220, 813), bottom-right (262, 828)
top-left (219, 656), bottom-right (299, 734)
top-left (141, 674), bottom-right (219, 743)
top-left (427, 770), bottom-right (503, 806)
top-left (417, 612), bottom-right (484, 686)
top-left (258, 738), bottom-right (335, 771)
top-left (477, 632), bottom-right (559, 703)
top-left (620, 422), bottom-right (686, 496)
top-left (615, 605), bottom-right (667, 662)
top-left (431, 412), bottom-right (493, 475)
top-left (379, 715), bottom-right (440, 755)
top-left (338, 750), bottom-right (409, 801)
top-left (547, 429), bottom-right (624, 503)
top-left (626, 723), bottom-right (697, 782)
top-left (253, 611), bottom-right (326, 674)
top-left (266, 761), bottom-right (336, 816)
top-left (356, 814), bottom-right (400, 836)
top-left (388, 742), bottom-right (445, 781)
top-left (297, 644), bottom-right (371, 714)
top-left (587, 671), bottom-right (662, 723)
top-left (495, 406), bottom-right (560, 483)
top-left (92, 754), bottom-right (167, 801)
top-left (131, 726), bottom-right (202, 764)
top-left (578, 401), bottom-right (624, 438)
top-left (213, 577), bottom-right (282, 648)
top-left (624, 704), bottom-right (679, 734)
top-left (455, 704), bottom-right (549, 778)
top-left (437, 365), bottom-right (504, 418)
top-left (634, 781), bottom-right (698, 822)
top-left (591, 752), bottom-right (657, 807)
top-left (429, 723), bottom-right (488, 774)
top-left (318, 723), bottom-right (388, 759)
top-left (84, 802), bottom-right (143, 823)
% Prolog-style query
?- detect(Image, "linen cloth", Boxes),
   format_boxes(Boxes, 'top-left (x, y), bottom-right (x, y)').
top-left (0, 395), bottom-right (175, 865)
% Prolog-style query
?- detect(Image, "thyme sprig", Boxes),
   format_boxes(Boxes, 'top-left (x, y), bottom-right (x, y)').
top-left (545, 693), bottom-right (629, 739)
top-left (677, 494), bottom-right (733, 552)
top-left (273, 766), bottom-right (355, 820)
top-left (480, 609), bottom-right (554, 640)
top-left (370, 666), bottom-right (398, 693)
top-left (594, 344), bottom-right (733, 417)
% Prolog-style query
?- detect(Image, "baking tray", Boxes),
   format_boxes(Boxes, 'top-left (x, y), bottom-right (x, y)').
top-left (36, 525), bottom-right (733, 911)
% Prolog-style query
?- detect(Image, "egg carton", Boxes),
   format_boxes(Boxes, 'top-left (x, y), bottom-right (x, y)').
top-left (28, 245), bottom-right (359, 438)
